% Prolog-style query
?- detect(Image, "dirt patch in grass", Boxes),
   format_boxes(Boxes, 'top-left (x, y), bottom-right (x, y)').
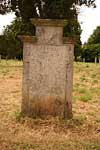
top-left (0, 60), bottom-right (100, 150)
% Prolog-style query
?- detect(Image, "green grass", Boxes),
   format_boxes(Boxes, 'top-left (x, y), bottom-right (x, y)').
top-left (0, 59), bottom-right (22, 77)
top-left (73, 62), bottom-right (100, 103)
top-left (79, 93), bottom-right (92, 102)
top-left (0, 60), bottom-right (100, 150)
top-left (0, 59), bottom-right (22, 66)
top-left (93, 79), bottom-right (98, 83)
top-left (78, 88), bottom-right (88, 94)
top-left (91, 73), bottom-right (97, 78)
top-left (0, 140), bottom-right (100, 150)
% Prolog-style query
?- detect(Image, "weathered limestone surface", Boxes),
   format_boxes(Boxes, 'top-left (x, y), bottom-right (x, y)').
top-left (20, 19), bottom-right (74, 118)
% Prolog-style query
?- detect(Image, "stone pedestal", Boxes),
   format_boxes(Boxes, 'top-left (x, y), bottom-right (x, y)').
top-left (19, 19), bottom-right (74, 118)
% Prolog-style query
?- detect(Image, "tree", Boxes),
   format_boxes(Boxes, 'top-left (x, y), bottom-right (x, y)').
top-left (88, 26), bottom-right (100, 44)
top-left (0, 17), bottom-right (37, 59)
top-left (0, 0), bottom-right (96, 39)
top-left (0, 0), bottom-right (96, 41)
top-left (3, 18), bottom-right (35, 36)
top-left (82, 26), bottom-right (100, 62)
top-left (0, 0), bottom-right (96, 19)
top-left (0, 34), bottom-right (22, 59)
top-left (0, 0), bottom-right (11, 14)
top-left (74, 40), bottom-right (82, 61)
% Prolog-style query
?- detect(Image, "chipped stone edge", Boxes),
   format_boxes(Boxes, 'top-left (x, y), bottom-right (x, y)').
top-left (18, 35), bottom-right (37, 43)
top-left (31, 18), bottom-right (68, 27)
top-left (18, 35), bottom-right (75, 45)
top-left (63, 37), bottom-right (75, 44)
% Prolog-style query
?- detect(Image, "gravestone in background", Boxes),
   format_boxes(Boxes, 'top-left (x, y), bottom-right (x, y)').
top-left (19, 19), bottom-right (74, 119)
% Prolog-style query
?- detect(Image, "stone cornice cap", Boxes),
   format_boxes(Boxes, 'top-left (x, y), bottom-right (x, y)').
top-left (18, 35), bottom-right (37, 43)
top-left (31, 18), bottom-right (68, 27)
top-left (63, 37), bottom-right (76, 44)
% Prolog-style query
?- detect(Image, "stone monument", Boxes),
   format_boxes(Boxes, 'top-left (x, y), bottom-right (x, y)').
top-left (19, 19), bottom-right (74, 119)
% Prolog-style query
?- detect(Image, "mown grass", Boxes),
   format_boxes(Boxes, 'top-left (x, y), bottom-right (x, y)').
top-left (73, 62), bottom-right (100, 103)
top-left (0, 59), bottom-right (22, 78)
top-left (0, 60), bottom-right (100, 150)
top-left (0, 140), bottom-right (100, 150)
top-left (0, 59), bottom-right (22, 66)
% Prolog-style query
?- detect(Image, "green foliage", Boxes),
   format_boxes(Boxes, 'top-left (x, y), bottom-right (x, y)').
top-left (0, 34), bottom-right (22, 59)
top-left (88, 26), bottom-right (100, 44)
top-left (64, 20), bottom-right (82, 37)
top-left (0, 18), bottom-right (36, 59)
top-left (82, 26), bottom-right (100, 62)
top-left (74, 37), bottom-right (82, 61)
top-left (0, 0), bottom-right (11, 14)
top-left (0, 0), bottom-right (96, 19)
top-left (3, 18), bottom-right (35, 36)
top-left (0, 17), bottom-right (82, 59)
top-left (10, 0), bottom-right (95, 38)
top-left (0, 0), bottom-right (95, 38)
top-left (0, 0), bottom-right (95, 59)
top-left (0, 18), bottom-right (32, 59)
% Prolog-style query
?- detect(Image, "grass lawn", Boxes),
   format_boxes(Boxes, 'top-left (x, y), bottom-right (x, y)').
top-left (0, 60), bottom-right (100, 150)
